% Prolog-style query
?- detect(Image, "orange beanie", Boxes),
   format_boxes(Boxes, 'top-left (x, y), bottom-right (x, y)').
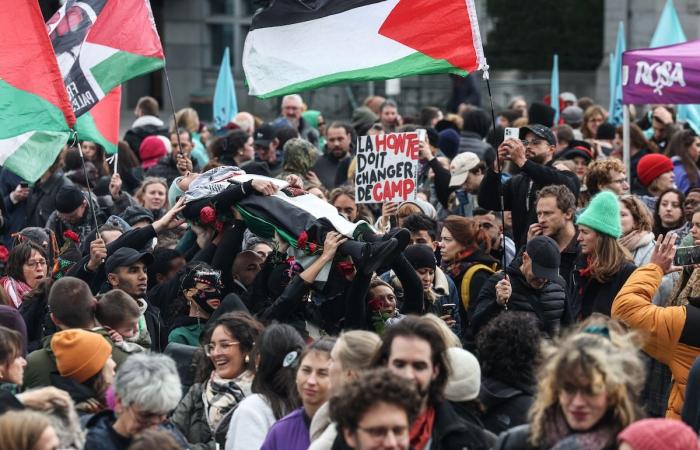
top-left (51, 329), bottom-right (112, 383)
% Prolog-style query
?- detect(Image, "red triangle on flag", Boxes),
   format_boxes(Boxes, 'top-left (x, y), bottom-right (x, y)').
top-left (91, 87), bottom-right (121, 147)
top-left (378, 0), bottom-right (479, 72)
top-left (86, 0), bottom-right (163, 59)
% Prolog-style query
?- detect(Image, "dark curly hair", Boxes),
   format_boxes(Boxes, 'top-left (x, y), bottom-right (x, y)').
top-left (476, 312), bottom-right (542, 387)
top-left (329, 368), bottom-right (421, 433)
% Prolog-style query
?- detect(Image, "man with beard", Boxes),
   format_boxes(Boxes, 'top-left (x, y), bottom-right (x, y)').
top-left (312, 122), bottom-right (353, 190)
top-left (478, 124), bottom-right (580, 250)
top-left (527, 185), bottom-right (579, 283)
top-left (373, 316), bottom-right (492, 450)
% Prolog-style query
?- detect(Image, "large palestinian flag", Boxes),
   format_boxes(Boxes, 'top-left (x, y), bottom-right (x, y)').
top-left (0, 0), bottom-right (76, 182)
top-left (243, 0), bottom-right (487, 98)
top-left (47, 0), bottom-right (164, 117)
top-left (75, 87), bottom-right (121, 154)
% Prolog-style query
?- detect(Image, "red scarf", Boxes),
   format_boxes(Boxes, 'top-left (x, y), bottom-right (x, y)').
top-left (578, 255), bottom-right (595, 279)
top-left (409, 406), bottom-right (436, 450)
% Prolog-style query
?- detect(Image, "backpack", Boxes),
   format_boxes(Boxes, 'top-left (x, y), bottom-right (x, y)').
top-left (460, 263), bottom-right (498, 311)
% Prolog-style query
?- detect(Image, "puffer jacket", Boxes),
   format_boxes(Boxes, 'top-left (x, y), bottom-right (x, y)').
top-left (471, 263), bottom-right (570, 337)
top-left (612, 264), bottom-right (700, 419)
top-left (171, 382), bottom-right (216, 450)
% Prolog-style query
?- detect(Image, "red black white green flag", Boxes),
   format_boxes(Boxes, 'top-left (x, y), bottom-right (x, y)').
top-left (47, 0), bottom-right (164, 117)
top-left (0, 0), bottom-right (76, 182)
top-left (243, 0), bottom-right (487, 98)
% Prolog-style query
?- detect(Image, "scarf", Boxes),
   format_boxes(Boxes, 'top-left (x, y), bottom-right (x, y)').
top-left (618, 230), bottom-right (653, 253)
top-left (577, 255), bottom-right (595, 279)
top-left (203, 372), bottom-right (250, 431)
top-left (0, 276), bottom-right (32, 309)
top-left (445, 248), bottom-right (477, 278)
top-left (409, 406), bottom-right (435, 450)
top-left (542, 408), bottom-right (616, 450)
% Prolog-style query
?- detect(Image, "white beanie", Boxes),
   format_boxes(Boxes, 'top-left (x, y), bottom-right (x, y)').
top-left (444, 347), bottom-right (481, 402)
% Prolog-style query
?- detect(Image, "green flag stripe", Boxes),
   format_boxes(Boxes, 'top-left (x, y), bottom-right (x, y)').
top-left (253, 52), bottom-right (467, 99)
top-left (91, 52), bottom-right (164, 95)
top-left (4, 131), bottom-right (69, 182)
top-left (75, 112), bottom-right (117, 155)
top-left (0, 79), bottom-right (69, 139)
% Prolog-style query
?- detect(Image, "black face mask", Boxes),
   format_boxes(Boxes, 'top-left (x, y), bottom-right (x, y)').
top-left (193, 288), bottom-right (221, 314)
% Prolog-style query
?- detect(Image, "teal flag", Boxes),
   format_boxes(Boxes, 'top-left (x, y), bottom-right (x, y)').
top-left (608, 22), bottom-right (625, 125)
top-left (550, 54), bottom-right (559, 123)
top-left (649, 0), bottom-right (700, 133)
top-left (213, 47), bottom-right (238, 130)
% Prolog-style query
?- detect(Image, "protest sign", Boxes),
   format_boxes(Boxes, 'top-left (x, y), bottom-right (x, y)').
top-left (355, 130), bottom-right (423, 203)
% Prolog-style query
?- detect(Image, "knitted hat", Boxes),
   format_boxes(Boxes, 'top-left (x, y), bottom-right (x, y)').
top-left (403, 245), bottom-right (437, 270)
top-left (438, 129), bottom-right (461, 159)
top-left (139, 135), bottom-right (170, 169)
top-left (55, 185), bottom-right (86, 214)
top-left (444, 348), bottom-right (481, 402)
top-left (637, 153), bottom-right (673, 186)
top-left (576, 191), bottom-right (622, 238)
top-left (618, 418), bottom-right (700, 450)
top-left (51, 329), bottom-right (112, 383)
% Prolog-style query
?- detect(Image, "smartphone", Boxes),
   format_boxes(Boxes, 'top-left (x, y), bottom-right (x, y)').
top-left (504, 127), bottom-right (519, 141)
top-left (674, 246), bottom-right (700, 266)
top-left (19, 182), bottom-right (28, 188)
top-left (441, 303), bottom-right (456, 317)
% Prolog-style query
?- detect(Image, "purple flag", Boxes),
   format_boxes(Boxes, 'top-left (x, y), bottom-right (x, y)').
top-left (622, 39), bottom-right (700, 105)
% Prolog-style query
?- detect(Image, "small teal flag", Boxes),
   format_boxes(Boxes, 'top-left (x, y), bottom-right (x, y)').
top-left (649, 0), bottom-right (700, 134)
top-left (608, 21), bottom-right (625, 126)
top-left (213, 47), bottom-right (238, 130)
top-left (550, 54), bottom-right (559, 124)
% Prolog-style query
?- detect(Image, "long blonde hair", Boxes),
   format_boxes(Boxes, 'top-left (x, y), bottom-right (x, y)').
top-left (334, 330), bottom-right (381, 373)
top-left (589, 232), bottom-right (632, 283)
top-left (135, 177), bottom-right (169, 210)
top-left (0, 410), bottom-right (53, 450)
top-left (529, 316), bottom-right (644, 446)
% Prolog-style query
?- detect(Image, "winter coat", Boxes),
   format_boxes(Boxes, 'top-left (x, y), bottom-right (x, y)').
top-left (611, 264), bottom-right (700, 419)
top-left (308, 402), bottom-right (335, 450)
top-left (627, 231), bottom-right (677, 305)
top-left (478, 160), bottom-right (580, 250)
top-left (672, 155), bottom-right (700, 195)
top-left (45, 192), bottom-right (107, 247)
top-left (261, 407), bottom-right (311, 450)
top-left (85, 410), bottom-right (189, 450)
top-left (168, 316), bottom-right (207, 347)
top-left (312, 153), bottom-right (349, 190)
top-left (225, 394), bottom-right (277, 450)
top-left (123, 116), bottom-right (168, 155)
top-left (429, 400), bottom-right (493, 450)
top-left (23, 330), bottom-right (128, 390)
top-left (568, 253), bottom-right (636, 320)
top-left (491, 424), bottom-right (539, 450)
top-left (457, 131), bottom-right (494, 163)
top-left (479, 378), bottom-right (535, 435)
top-left (471, 263), bottom-right (570, 337)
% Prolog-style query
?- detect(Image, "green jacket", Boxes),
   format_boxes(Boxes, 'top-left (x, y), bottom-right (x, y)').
top-left (168, 322), bottom-right (206, 347)
top-left (23, 329), bottom-right (129, 389)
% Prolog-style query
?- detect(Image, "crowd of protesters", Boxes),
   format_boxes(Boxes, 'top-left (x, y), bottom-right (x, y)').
top-left (2, 90), bottom-right (700, 450)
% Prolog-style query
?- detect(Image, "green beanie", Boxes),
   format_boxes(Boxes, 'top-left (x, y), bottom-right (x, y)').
top-left (576, 191), bottom-right (621, 238)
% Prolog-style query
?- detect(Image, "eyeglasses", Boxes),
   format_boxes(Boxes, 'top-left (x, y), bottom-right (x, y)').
top-left (204, 340), bottom-right (240, 357)
top-left (129, 406), bottom-right (169, 425)
top-left (24, 259), bottom-right (47, 269)
top-left (611, 178), bottom-right (629, 185)
top-left (357, 425), bottom-right (408, 439)
top-left (521, 139), bottom-right (548, 146)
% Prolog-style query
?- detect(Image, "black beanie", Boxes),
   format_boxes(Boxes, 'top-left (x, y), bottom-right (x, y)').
top-left (404, 244), bottom-right (437, 270)
top-left (595, 122), bottom-right (616, 140)
top-left (426, 127), bottom-right (439, 149)
top-left (528, 102), bottom-right (556, 128)
top-left (55, 185), bottom-right (85, 213)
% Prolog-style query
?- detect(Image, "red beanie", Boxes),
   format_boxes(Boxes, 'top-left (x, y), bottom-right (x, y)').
top-left (139, 135), bottom-right (171, 169)
top-left (637, 153), bottom-right (673, 186)
top-left (618, 418), bottom-right (700, 450)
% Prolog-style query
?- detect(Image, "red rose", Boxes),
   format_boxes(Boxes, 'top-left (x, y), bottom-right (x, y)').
top-left (0, 245), bottom-right (8, 262)
top-left (199, 206), bottom-right (216, 225)
top-left (214, 220), bottom-right (224, 232)
top-left (63, 230), bottom-right (80, 243)
top-left (308, 242), bottom-right (317, 253)
top-left (296, 231), bottom-right (308, 248)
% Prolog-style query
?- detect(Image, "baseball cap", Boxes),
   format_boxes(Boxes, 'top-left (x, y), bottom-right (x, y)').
top-left (525, 235), bottom-right (560, 282)
top-left (449, 152), bottom-right (480, 187)
top-left (121, 205), bottom-right (154, 226)
top-left (105, 247), bottom-right (154, 274)
top-left (519, 124), bottom-right (556, 146)
top-left (253, 123), bottom-right (275, 147)
top-left (560, 92), bottom-right (577, 103)
top-left (557, 140), bottom-right (593, 162)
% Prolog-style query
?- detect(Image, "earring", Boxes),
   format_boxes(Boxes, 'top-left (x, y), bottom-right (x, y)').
top-left (244, 354), bottom-right (250, 364)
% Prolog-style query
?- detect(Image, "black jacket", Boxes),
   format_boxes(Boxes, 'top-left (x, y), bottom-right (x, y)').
top-left (492, 424), bottom-right (539, 450)
top-left (471, 262), bottom-right (570, 337)
top-left (479, 378), bottom-right (534, 436)
top-left (85, 410), bottom-right (189, 450)
top-left (567, 253), bottom-right (636, 320)
top-left (123, 123), bottom-right (169, 156)
top-left (25, 171), bottom-right (74, 228)
top-left (478, 160), bottom-right (580, 250)
top-left (431, 400), bottom-right (493, 450)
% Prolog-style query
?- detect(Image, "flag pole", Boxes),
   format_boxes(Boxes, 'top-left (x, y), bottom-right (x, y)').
top-left (75, 137), bottom-right (103, 242)
top-left (623, 104), bottom-right (631, 186)
top-left (163, 64), bottom-right (184, 156)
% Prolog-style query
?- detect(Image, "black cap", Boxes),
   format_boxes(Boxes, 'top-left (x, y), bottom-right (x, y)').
top-left (557, 140), bottom-right (593, 162)
top-left (525, 236), bottom-right (560, 282)
top-left (55, 185), bottom-right (86, 214)
top-left (121, 205), bottom-right (154, 226)
top-left (105, 248), bottom-right (154, 274)
top-left (519, 124), bottom-right (556, 146)
top-left (253, 123), bottom-right (275, 147)
top-left (404, 244), bottom-right (437, 270)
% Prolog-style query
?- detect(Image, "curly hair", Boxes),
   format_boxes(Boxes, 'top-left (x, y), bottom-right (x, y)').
top-left (528, 315), bottom-right (645, 447)
top-left (329, 368), bottom-right (421, 433)
top-left (585, 159), bottom-right (626, 195)
top-left (476, 312), bottom-right (542, 387)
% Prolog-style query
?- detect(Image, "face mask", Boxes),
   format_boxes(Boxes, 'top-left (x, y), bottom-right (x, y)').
top-left (193, 288), bottom-right (221, 314)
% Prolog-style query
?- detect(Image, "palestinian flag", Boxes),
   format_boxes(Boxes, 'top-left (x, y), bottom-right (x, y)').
top-left (0, 0), bottom-right (75, 182)
top-left (75, 87), bottom-right (121, 154)
top-left (47, 0), bottom-right (164, 117)
top-left (243, 0), bottom-right (487, 98)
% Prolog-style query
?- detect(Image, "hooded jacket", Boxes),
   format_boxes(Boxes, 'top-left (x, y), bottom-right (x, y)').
top-left (479, 378), bottom-right (535, 435)
top-left (612, 264), bottom-right (700, 419)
